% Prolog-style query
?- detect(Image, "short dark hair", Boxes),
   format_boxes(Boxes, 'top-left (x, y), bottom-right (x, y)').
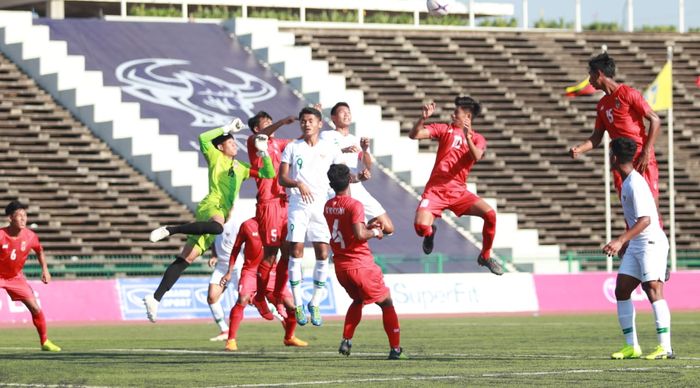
top-left (611, 137), bottom-right (637, 164)
top-left (299, 107), bottom-right (322, 120)
top-left (248, 111), bottom-right (271, 132)
top-left (455, 96), bottom-right (481, 117)
top-left (327, 164), bottom-right (351, 193)
top-left (589, 52), bottom-right (616, 78)
top-left (330, 102), bottom-right (350, 116)
top-left (212, 133), bottom-right (233, 148)
top-left (5, 200), bottom-right (28, 216)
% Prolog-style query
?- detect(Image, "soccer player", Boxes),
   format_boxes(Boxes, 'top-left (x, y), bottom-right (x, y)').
top-left (245, 111), bottom-right (296, 320)
top-left (321, 102), bottom-right (394, 234)
top-left (279, 107), bottom-right (345, 326)
top-left (220, 217), bottom-right (307, 351)
top-left (0, 200), bottom-right (61, 352)
top-left (605, 137), bottom-right (672, 360)
top-left (206, 216), bottom-right (244, 341)
top-left (324, 164), bottom-right (406, 360)
top-left (409, 96), bottom-right (502, 275)
top-left (569, 52), bottom-right (662, 203)
top-left (144, 119), bottom-right (275, 322)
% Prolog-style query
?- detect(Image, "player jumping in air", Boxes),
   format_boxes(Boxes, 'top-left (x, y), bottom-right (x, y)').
top-left (324, 164), bottom-right (406, 360)
top-left (321, 102), bottom-right (394, 235)
top-left (409, 96), bottom-right (502, 275)
top-left (220, 217), bottom-right (307, 350)
top-left (245, 111), bottom-right (296, 321)
top-left (279, 107), bottom-right (346, 326)
top-left (0, 200), bottom-right (61, 352)
top-left (144, 119), bottom-right (275, 322)
top-left (569, 52), bottom-right (662, 204)
top-left (605, 137), bottom-right (672, 360)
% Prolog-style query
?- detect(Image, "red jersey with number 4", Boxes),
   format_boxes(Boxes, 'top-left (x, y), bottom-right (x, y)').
top-left (594, 84), bottom-right (655, 161)
top-left (247, 136), bottom-right (291, 203)
top-left (424, 123), bottom-right (486, 192)
top-left (0, 227), bottom-right (41, 278)
top-left (229, 218), bottom-right (263, 270)
top-left (324, 195), bottom-right (374, 271)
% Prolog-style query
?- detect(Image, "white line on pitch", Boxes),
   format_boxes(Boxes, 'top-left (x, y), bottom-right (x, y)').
top-left (207, 375), bottom-right (462, 387)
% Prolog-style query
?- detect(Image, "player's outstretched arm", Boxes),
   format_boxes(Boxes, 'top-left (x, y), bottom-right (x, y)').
top-left (409, 103), bottom-right (435, 140)
top-left (259, 115), bottom-right (296, 137)
top-left (570, 127), bottom-right (605, 159)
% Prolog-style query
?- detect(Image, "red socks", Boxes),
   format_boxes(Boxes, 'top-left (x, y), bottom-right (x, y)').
top-left (273, 256), bottom-right (289, 301)
top-left (256, 260), bottom-right (273, 301)
top-left (342, 303), bottom-right (363, 340)
top-left (284, 307), bottom-right (297, 340)
top-left (32, 310), bottom-right (47, 345)
top-left (481, 210), bottom-right (497, 260)
top-left (414, 223), bottom-right (433, 237)
top-left (381, 305), bottom-right (401, 349)
top-left (227, 304), bottom-right (245, 340)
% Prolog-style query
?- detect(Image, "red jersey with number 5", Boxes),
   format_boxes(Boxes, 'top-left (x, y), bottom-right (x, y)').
top-left (594, 84), bottom-right (655, 161)
top-left (0, 227), bottom-right (41, 278)
top-left (324, 194), bottom-right (373, 271)
top-left (424, 123), bottom-right (486, 192)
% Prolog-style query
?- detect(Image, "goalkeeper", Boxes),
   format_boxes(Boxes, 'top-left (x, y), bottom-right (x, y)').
top-left (144, 119), bottom-right (275, 323)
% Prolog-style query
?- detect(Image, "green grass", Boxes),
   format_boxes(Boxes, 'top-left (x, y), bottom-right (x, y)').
top-left (1, 312), bottom-right (699, 386)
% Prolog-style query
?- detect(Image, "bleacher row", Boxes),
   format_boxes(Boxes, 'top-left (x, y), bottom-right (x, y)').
top-left (287, 29), bottom-right (700, 252)
top-left (0, 53), bottom-right (192, 256)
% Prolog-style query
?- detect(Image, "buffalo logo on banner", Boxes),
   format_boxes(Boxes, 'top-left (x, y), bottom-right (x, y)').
top-left (115, 58), bottom-right (277, 127)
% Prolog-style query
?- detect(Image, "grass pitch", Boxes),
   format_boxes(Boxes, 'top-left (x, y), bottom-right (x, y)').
top-left (1, 312), bottom-right (699, 386)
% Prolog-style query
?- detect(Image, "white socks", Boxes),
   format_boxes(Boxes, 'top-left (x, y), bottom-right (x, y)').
top-left (652, 299), bottom-right (672, 352)
top-left (616, 299), bottom-right (638, 346)
top-left (288, 257), bottom-right (304, 307)
top-left (310, 259), bottom-right (329, 306)
top-left (209, 300), bottom-right (229, 332)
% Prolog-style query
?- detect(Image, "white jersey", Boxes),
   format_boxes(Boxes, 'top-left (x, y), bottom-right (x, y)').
top-left (319, 130), bottom-right (362, 173)
top-left (281, 137), bottom-right (342, 203)
top-left (621, 170), bottom-right (667, 247)
top-left (213, 217), bottom-right (243, 263)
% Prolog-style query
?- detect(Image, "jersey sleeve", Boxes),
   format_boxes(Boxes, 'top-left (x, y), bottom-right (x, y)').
top-left (280, 142), bottom-right (293, 165)
top-left (349, 200), bottom-right (366, 225)
top-left (473, 132), bottom-right (487, 152)
top-left (426, 123), bottom-right (448, 139)
top-left (229, 223), bottom-right (248, 264)
top-left (199, 127), bottom-right (225, 165)
top-left (630, 177), bottom-right (656, 219)
top-left (626, 86), bottom-right (652, 117)
top-left (31, 232), bottom-right (42, 254)
top-left (594, 102), bottom-right (605, 130)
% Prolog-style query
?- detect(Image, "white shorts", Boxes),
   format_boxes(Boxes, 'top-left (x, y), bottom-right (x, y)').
top-left (350, 182), bottom-right (386, 220)
top-left (209, 256), bottom-right (243, 287)
top-left (618, 239), bottom-right (669, 283)
top-left (287, 195), bottom-right (331, 243)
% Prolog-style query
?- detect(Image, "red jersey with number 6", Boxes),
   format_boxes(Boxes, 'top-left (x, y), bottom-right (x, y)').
top-left (324, 195), bottom-right (373, 271)
top-left (424, 123), bottom-right (486, 192)
top-left (0, 227), bottom-right (41, 278)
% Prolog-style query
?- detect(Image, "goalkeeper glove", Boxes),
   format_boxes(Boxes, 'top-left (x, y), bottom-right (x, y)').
top-left (222, 117), bottom-right (244, 134)
top-left (254, 134), bottom-right (269, 157)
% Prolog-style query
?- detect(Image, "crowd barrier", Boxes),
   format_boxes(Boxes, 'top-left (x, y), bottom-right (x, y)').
top-left (1, 272), bottom-right (698, 323)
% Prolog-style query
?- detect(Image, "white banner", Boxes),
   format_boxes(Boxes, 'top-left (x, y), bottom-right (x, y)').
top-left (331, 272), bottom-right (538, 316)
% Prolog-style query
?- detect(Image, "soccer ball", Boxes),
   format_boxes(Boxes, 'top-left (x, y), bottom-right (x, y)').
top-left (427, 0), bottom-right (451, 16)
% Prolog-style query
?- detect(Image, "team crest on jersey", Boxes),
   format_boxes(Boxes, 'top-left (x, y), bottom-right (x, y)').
top-left (115, 58), bottom-right (277, 128)
top-left (615, 98), bottom-right (621, 109)
top-left (1, 244), bottom-right (7, 250)
top-left (20, 241), bottom-right (26, 251)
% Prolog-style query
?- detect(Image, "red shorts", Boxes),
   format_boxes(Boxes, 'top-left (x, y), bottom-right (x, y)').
top-left (238, 265), bottom-right (291, 300)
top-left (256, 200), bottom-right (288, 247)
top-left (335, 264), bottom-right (389, 305)
top-left (613, 159), bottom-right (659, 199)
top-left (0, 274), bottom-right (35, 301)
top-left (417, 187), bottom-right (481, 218)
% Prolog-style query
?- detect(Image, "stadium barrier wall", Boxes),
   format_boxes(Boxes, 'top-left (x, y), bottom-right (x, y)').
top-left (3, 272), bottom-right (699, 324)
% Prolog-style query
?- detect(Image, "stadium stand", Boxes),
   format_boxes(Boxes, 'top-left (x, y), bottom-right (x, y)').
top-left (0, 51), bottom-right (193, 260)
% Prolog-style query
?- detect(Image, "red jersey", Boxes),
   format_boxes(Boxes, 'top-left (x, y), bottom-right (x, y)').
top-left (247, 135), bottom-right (291, 203)
top-left (594, 84), bottom-right (655, 161)
top-left (324, 194), bottom-right (374, 271)
top-left (424, 123), bottom-right (486, 191)
top-left (0, 227), bottom-right (41, 278)
top-left (229, 218), bottom-right (263, 271)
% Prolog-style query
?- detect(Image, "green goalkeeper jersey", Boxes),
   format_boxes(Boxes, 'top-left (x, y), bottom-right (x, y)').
top-left (198, 127), bottom-right (275, 215)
